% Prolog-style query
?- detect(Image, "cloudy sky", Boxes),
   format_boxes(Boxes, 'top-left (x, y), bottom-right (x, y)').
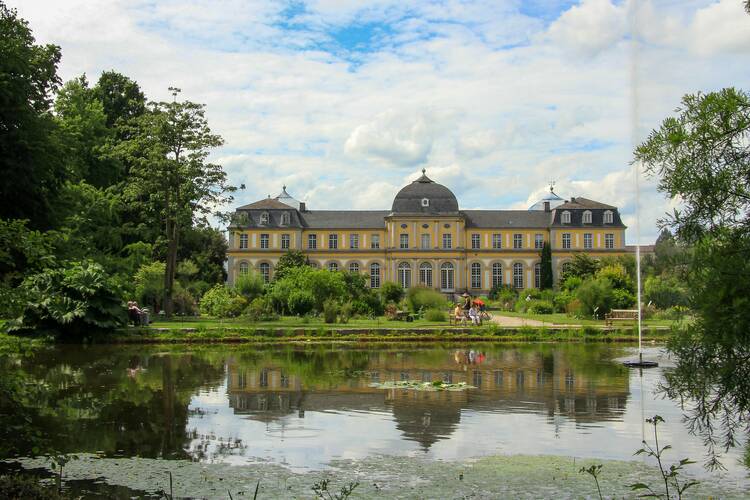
top-left (12, 0), bottom-right (750, 242)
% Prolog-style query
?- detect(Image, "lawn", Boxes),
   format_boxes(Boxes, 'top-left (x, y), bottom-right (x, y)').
top-left (494, 311), bottom-right (679, 328)
top-left (148, 315), bottom-right (453, 330)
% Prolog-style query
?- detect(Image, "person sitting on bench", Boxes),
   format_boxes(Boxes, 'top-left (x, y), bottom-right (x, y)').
top-left (453, 304), bottom-right (467, 325)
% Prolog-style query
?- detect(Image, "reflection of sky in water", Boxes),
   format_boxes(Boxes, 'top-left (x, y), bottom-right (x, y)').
top-left (186, 346), bottom-right (748, 487)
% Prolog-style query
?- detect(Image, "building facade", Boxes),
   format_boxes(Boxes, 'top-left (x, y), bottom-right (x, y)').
top-left (227, 170), bottom-right (627, 295)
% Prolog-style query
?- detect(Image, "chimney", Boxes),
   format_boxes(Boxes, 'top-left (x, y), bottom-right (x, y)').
top-left (543, 201), bottom-right (550, 212)
top-left (570, 197), bottom-right (576, 203)
top-left (299, 202), bottom-right (306, 212)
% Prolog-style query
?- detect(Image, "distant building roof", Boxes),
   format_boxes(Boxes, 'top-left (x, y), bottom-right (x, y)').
top-left (556, 197), bottom-right (616, 210)
top-left (274, 185), bottom-right (302, 210)
top-left (300, 210), bottom-right (389, 229)
top-left (529, 186), bottom-right (566, 211)
top-left (625, 244), bottom-right (656, 255)
top-left (237, 198), bottom-right (293, 210)
top-left (463, 210), bottom-right (551, 228)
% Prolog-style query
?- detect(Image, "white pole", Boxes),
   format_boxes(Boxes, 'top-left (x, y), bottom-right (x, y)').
top-left (629, 1), bottom-right (643, 362)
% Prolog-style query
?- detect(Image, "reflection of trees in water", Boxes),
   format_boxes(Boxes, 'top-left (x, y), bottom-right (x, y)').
top-left (14, 346), bottom-right (224, 458)
top-left (660, 337), bottom-right (750, 470)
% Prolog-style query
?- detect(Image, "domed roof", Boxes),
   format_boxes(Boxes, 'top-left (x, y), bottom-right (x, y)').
top-left (391, 170), bottom-right (459, 214)
top-left (274, 185), bottom-right (301, 210)
top-left (529, 185), bottom-right (565, 211)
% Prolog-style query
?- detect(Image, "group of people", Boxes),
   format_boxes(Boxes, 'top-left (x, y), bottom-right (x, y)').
top-left (127, 301), bottom-right (150, 326)
top-left (453, 292), bottom-right (488, 326)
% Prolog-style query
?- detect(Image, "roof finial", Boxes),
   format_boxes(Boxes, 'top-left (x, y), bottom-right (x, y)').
top-left (422, 168), bottom-right (426, 175)
top-left (549, 180), bottom-right (556, 193)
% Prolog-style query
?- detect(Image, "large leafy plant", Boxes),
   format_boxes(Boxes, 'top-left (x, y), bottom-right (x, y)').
top-left (6, 261), bottom-right (126, 337)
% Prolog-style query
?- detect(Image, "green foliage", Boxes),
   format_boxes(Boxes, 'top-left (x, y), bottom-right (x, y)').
top-left (561, 275), bottom-right (583, 291)
top-left (527, 299), bottom-right (554, 314)
top-left (134, 261), bottom-right (165, 312)
top-left (540, 241), bottom-right (553, 289)
top-left (234, 271), bottom-right (265, 301)
top-left (199, 285), bottom-right (246, 318)
top-left (0, 219), bottom-right (56, 284)
top-left (0, 2), bottom-right (67, 228)
top-left (311, 478), bottom-right (359, 500)
top-left (244, 296), bottom-right (277, 322)
top-left (177, 225), bottom-right (228, 285)
top-left (273, 250), bottom-right (308, 281)
top-left (562, 254), bottom-right (600, 281)
top-left (575, 277), bottom-right (615, 318)
top-left (406, 286), bottom-right (448, 313)
top-left (323, 299), bottom-right (339, 324)
top-left (380, 281), bottom-right (404, 304)
top-left (611, 288), bottom-right (636, 310)
top-left (552, 290), bottom-right (575, 313)
top-left (270, 267), bottom-right (346, 315)
top-left (644, 275), bottom-right (689, 309)
top-left (425, 308), bottom-right (447, 322)
top-left (92, 70), bottom-right (146, 129)
top-left (0, 474), bottom-right (62, 500)
top-left (112, 88), bottom-right (236, 316)
top-left (489, 285), bottom-right (517, 310)
top-left (578, 464), bottom-right (603, 500)
top-left (595, 264), bottom-right (633, 293)
top-left (6, 261), bottom-right (126, 336)
top-left (629, 415), bottom-right (699, 499)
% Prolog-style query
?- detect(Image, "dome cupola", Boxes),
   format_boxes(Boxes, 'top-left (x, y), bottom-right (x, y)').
top-left (391, 169), bottom-right (459, 214)
top-left (529, 184), bottom-right (565, 211)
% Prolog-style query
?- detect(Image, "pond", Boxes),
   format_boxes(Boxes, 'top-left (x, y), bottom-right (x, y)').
top-left (4, 342), bottom-right (749, 497)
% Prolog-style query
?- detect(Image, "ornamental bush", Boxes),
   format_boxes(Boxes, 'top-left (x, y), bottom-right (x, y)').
top-left (575, 277), bottom-right (615, 318)
top-left (6, 261), bottom-right (126, 337)
top-left (380, 281), bottom-right (404, 304)
top-left (269, 266), bottom-right (346, 314)
top-left (199, 285), bottom-right (246, 318)
top-left (425, 308), bottom-right (447, 321)
top-left (234, 271), bottom-right (265, 301)
top-left (527, 299), bottom-right (555, 314)
top-left (406, 286), bottom-right (448, 313)
top-left (644, 275), bottom-right (689, 309)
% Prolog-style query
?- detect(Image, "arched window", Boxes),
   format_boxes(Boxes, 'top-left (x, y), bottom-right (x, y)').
top-left (604, 210), bottom-right (613, 224)
top-left (492, 263), bottom-right (503, 288)
top-left (328, 262), bottom-right (339, 272)
top-left (513, 263), bottom-right (524, 289)
top-left (534, 262), bottom-right (541, 289)
top-left (440, 262), bottom-right (454, 291)
top-left (398, 262), bottom-right (411, 289)
top-left (349, 262), bottom-right (360, 273)
top-left (309, 261), bottom-right (319, 269)
top-left (561, 211), bottom-right (571, 224)
top-left (260, 212), bottom-right (269, 225)
top-left (471, 262), bottom-right (481, 289)
top-left (239, 261), bottom-right (249, 276)
top-left (259, 262), bottom-right (270, 283)
top-left (281, 212), bottom-right (290, 225)
top-left (370, 263), bottom-right (381, 288)
top-left (582, 210), bottom-right (592, 224)
top-left (419, 262), bottom-right (433, 287)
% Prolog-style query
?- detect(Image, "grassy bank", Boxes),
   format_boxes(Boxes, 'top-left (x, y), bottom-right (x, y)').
top-left (102, 322), bottom-right (671, 344)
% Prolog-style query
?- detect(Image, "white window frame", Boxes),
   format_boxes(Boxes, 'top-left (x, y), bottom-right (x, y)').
top-left (583, 233), bottom-right (593, 249)
top-left (562, 233), bottom-right (571, 249)
top-left (259, 262), bottom-right (270, 283)
top-left (421, 198), bottom-right (429, 207)
top-left (371, 234), bottom-right (380, 249)
top-left (492, 233), bottom-right (502, 249)
top-left (400, 233), bottom-right (409, 249)
top-left (535, 234), bottom-right (544, 249)
top-left (442, 233), bottom-right (452, 249)
top-left (328, 233), bottom-right (338, 249)
top-left (513, 233), bottom-right (523, 249)
top-left (260, 233), bottom-right (269, 249)
top-left (308, 234), bottom-right (317, 249)
top-left (471, 262), bottom-right (481, 289)
top-left (419, 262), bottom-right (432, 287)
top-left (349, 262), bottom-right (360, 273)
top-left (561, 211), bottom-right (571, 224)
top-left (492, 263), bottom-right (503, 288)
top-left (239, 234), bottom-right (248, 249)
top-left (582, 211), bottom-right (592, 224)
top-left (398, 262), bottom-right (411, 289)
top-left (605, 233), bottom-right (614, 249)
top-left (239, 261), bottom-right (249, 275)
top-left (260, 212), bottom-right (269, 225)
top-left (534, 263), bottom-right (541, 289)
top-left (281, 212), bottom-right (290, 225)
top-left (369, 263), bottom-right (380, 288)
top-left (513, 263), bottom-right (524, 289)
top-left (281, 234), bottom-right (290, 249)
top-left (440, 262), bottom-right (454, 291)
top-left (328, 262), bottom-right (338, 272)
top-left (604, 210), bottom-right (613, 224)
top-left (471, 233), bottom-right (480, 249)
top-left (349, 233), bottom-right (359, 249)
top-left (421, 233), bottom-right (430, 249)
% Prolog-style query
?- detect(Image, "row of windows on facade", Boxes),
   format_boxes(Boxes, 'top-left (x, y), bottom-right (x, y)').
top-left (237, 232), bottom-right (616, 250)
top-left (238, 260), bottom-right (557, 290)
top-left (562, 210), bottom-right (614, 224)
top-left (251, 209), bottom-right (613, 227)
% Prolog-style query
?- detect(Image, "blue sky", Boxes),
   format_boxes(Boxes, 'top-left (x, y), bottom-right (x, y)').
top-left (13, 0), bottom-right (750, 243)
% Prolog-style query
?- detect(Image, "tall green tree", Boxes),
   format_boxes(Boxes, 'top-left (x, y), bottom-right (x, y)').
top-left (113, 89), bottom-right (235, 316)
top-left (0, 2), bottom-right (66, 228)
top-left (636, 88), bottom-right (750, 467)
top-left (539, 241), bottom-right (553, 289)
top-left (93, 70), bottom-right (146, 129)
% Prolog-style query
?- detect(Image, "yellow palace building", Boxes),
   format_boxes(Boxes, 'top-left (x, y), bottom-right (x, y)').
top-left (227, 170), bottom-right (627, 295)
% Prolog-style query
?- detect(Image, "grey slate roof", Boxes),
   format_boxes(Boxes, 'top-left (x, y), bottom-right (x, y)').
top-left (556, 197), bottom-right (616, 210)
top-left (391, 170), bottom-right (459, 214)
top-left (463, 210), bottom-right (551, 228)
top-left (299, 210), bottom-right (389, 229)
top-left (237, 198), bottom-right (294, 210)
top-left (551, 196), bottom-right (626, 228)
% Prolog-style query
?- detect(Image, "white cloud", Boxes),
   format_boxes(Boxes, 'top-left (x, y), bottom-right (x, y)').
top-left (545, 0), bottom-right (627, 57)
top-left (9, 0), bottom-right (750, 244)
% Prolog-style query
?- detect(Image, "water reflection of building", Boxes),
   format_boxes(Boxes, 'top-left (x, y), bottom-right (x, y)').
top-left (226, 350), bottom-right (629, 450)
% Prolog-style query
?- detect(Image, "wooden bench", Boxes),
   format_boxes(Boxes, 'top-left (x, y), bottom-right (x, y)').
top-left (449, 310), bottom-right (469, 326)
top-left (605, 309), bottom-right (638, 326)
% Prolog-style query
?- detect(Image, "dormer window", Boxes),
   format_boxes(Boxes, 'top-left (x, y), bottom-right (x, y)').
top-left (582, 210), bottom-right (592, 224)
top-left (260, 212), bottom-right (269, 225)
top-left (281, 212), bottom-right (290, 225)
top-left (604, 210), bottom-right (613, 224)
top-left (561, 211), bottom-right (571, 224)
top-left (421, 198), bottom-right (429, 207)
